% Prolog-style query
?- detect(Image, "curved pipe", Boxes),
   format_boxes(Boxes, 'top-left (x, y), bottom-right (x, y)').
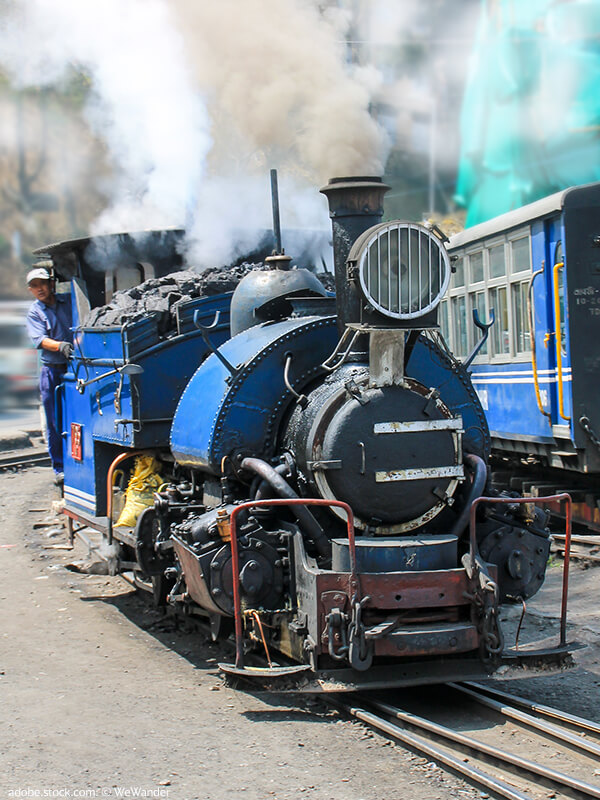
top-left (254, 463), bottom-right (290, 501)
top-left (241, 457), bottom-right (330, 558)
top-left (449, 453), bottom-right (488, 539)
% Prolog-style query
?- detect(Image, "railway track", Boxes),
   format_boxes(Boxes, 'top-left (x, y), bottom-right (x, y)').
top-left (333, 681), bottom-right (600, 800)
top-left (27, 512), bottom-right (600, 797)
top-left (552, 532), bottom-right (600, 563)
top-left (0, 448), bottom-right (50, 472)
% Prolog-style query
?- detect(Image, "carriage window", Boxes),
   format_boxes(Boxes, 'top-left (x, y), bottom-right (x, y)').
top-left (512, 281), bottom-right (530, 354)
top-left (451, 295), bottom-right (467, 357)
top-left (489, 244), bottom-right (505, 279)
top-left (555, 241), bottom-right (563, 263)
top-left (489, 286), bottom-right (510, 355)
top-left (469, 291), bottom-right (488, 355)
top-left (469, 251), bottom-right (484, 283)
top-left (439, 299), bottom-right (450, 342)
top-left (452, 257), bottom-right (464, 288)
top-left (511, 237), bottom-right (530, 273)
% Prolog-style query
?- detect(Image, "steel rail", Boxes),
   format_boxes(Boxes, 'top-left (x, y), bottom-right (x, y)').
top-left (0, 450), bottom-right (51, 471)
top-left (450, 682), bottom-right (600, 758)
top-left (462, 681), bottom-right (600, 737)
top-left (329, 698), bottom-right (533, 800)
top-left (361, 697), bottom-right (600, 800)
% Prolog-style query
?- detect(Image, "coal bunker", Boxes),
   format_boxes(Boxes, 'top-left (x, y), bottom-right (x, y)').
top-left (84, 264), bottom-right (335, 333)
top-left (84, 263), bottom-right (266, 332)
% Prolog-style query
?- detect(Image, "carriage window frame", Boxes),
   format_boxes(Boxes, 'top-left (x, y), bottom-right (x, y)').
top-left (467, 249), bottom-right (484, 285)
top-left (489, 284), bottom-right (510, 357)
top-left (445, 229), bottom-right (532, 363)
top-left (468, 290), bottom-right (488, 355)
top-left (451, 256), bottom-right (465, 289)
top-left (511, 279), bottom-right (531, 355)
top-left (509, 234), bottom-right (532, 275)
top-left (488, 242), bottom-right (507, 280)
top-left (451, 294), bottom-right (468, 358)
top-left (439, 298), bottom-right (450, 342)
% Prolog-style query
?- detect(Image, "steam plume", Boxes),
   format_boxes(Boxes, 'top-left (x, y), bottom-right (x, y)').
top-left (0, 0), bottom-right (391, 266)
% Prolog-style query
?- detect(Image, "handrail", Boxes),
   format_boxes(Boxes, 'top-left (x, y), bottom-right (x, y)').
top-left (463, 306), bottom-right (495, 369)
top-left (228, 497), bottom-right (356, 669)
top-left (527, 268), bottom-right (552, 424)
top-left (469, 493), bottom-right (572, 646)
top-left (552, 261), bottom-right (571, 421)
top-left (106, 450), bottom-right (146, 545)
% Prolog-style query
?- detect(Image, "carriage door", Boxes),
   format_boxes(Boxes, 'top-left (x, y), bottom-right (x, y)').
top-left (548, 237), bottom-right (573, 429)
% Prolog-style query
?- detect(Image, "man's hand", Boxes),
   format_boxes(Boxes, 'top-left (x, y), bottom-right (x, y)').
top-left (58, 341), bottom-right (73, 359)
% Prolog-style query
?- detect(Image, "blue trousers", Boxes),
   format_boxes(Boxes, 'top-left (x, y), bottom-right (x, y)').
top-left (40, 364), bottom-right (66, 474)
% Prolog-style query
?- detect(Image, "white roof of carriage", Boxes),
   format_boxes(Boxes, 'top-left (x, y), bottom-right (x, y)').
top-left (448, 183), bottom-right (600, 250)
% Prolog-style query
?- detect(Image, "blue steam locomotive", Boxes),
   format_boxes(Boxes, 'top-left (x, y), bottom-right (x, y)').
top-left (446, 182), bottom-right (600, 533)
top-left (37, 176), bottom-right (569, 690)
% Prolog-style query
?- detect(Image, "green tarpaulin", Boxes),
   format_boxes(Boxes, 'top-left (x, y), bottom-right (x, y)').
top-left (455, 0), bottom-right (600, 226)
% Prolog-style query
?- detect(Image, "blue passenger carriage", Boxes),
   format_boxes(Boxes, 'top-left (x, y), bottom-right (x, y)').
top-left (446, 184), bottom-right (600, 528)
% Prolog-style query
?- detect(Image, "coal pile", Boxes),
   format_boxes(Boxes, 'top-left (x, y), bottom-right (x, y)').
top-left (84, 263), bottom-right (265, 331)
top-left (316, 271), bottom-right (335, 293)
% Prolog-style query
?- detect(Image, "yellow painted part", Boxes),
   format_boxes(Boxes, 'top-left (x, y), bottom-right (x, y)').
top-left (552, 262), bottom-right (571, 422)
top-left (115, 454), bottom-right (163, 528)
top-left (216, 509), bottom-right (231, 542)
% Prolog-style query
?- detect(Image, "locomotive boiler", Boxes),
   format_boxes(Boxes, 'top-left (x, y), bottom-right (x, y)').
top-left (43, 176), bottom-right (571, 690)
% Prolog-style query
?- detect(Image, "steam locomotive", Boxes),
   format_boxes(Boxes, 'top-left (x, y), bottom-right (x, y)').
top-left (39, 176), bottom-right (570, 691)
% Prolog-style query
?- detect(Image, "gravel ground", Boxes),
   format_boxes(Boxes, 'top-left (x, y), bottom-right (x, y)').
top-left (1, 466), bottom-right (599, 800)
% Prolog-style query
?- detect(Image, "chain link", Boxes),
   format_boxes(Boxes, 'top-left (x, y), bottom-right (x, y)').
top-left (580, 415), bottom-right (600, 450)
top-left (326, 608), bottom-right (349, 660)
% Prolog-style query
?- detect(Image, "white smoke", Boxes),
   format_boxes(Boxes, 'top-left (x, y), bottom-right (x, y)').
top-left (165, 0), bottom-right (391, 266)
top-left (343, 0), bottom-right (481, 173)
top-left (0, 0), bottom-right (392, 267)
top-left (0, 0), bottom-right (211, 235)
top-left (171, 0), bottom-right (388, 179)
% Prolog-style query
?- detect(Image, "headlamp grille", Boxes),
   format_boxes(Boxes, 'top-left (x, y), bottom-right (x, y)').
top-left (357, 222), bottom-right (451, 320)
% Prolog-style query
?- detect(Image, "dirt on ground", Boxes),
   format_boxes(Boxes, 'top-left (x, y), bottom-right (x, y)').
top-left (1, 467), bottom-right (599, 800)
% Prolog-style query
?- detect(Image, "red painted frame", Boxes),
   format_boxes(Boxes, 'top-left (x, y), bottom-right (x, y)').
top-left (229, 498), bottom-right (356, 668)
top-left (469, 493), bottom-right (572, 645)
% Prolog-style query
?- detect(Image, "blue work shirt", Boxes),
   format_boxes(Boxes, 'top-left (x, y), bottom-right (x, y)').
top-left (26, 293), bottom-right (73, 366)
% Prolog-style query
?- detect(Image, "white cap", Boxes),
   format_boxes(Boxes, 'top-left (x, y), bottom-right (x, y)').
top-left (26, 267), bottom-right (52, 284)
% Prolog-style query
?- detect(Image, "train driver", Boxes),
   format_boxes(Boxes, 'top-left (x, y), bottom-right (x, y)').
top-left (25, 263), bottom-right (73, 485)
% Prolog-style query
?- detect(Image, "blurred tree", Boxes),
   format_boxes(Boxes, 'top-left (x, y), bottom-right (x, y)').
top-left (0, 76), bottom-right (109, 299)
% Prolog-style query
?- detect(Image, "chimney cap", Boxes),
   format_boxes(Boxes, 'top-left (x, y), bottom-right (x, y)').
top-left (320, 175), bottom-right (389, 193)
top-left (320, 176), bottom-right (390, 218)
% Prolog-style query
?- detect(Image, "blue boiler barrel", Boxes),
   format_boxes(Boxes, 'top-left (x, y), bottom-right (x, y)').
top-left (170, 316), bottom-right (339, 472)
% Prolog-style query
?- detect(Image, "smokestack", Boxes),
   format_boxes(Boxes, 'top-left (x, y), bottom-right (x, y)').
top-left (320, 176), bottom-right (390, 333)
